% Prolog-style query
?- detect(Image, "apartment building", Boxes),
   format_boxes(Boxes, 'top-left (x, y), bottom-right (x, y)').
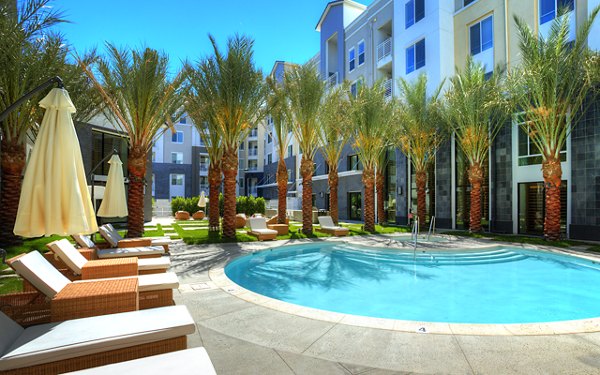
top-left (279, 0), bottom-right (600, 239)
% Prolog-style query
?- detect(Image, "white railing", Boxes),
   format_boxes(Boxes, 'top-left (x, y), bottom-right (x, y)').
top-left (326, 72), bottom-right (338, 89)
top-left (248, 148), bottom-right (258, 156)
top-left (199, 164), bottom-right (208, 172)
top-left (384, 79), bottom-right (392, 99)
top-left (249, 129), bottom-right (258, 138)
top-left (248, 165), bottom-right (258, 171)
top-left (377, 37), bottom-right (392, 62)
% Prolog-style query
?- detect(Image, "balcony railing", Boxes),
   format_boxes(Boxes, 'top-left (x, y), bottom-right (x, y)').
top-left (248, 129), bottom-right (258, 138)
top-left (199, 184), bottom-right (209, 191)
top-left (199, 164), bottom-right (208, 172)
top-left (384, 79), bottom-right (392, 99)
top-left (377, 37), bottom-right (392, 62)
top-left (247, 165), bottom-right (258, 171)
top-left (248, 148), bottom-right (258, 156)
top-left (325, 72), bottom-right (338, 89)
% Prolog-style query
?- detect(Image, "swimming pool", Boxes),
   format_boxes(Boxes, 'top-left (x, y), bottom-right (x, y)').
top-left (225, 243), bottom-right (600, 324)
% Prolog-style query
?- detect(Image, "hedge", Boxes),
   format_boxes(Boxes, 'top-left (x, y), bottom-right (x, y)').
top-left (171, 195), bottom-right (265, 217)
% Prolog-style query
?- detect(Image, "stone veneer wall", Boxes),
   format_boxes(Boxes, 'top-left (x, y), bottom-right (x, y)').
top-left (490, 122), bottom-right (512, 233)
top-left (435, 140), bottom-right (452, 229)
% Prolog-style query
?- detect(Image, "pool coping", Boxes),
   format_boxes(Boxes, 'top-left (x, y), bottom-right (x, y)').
top-left (207, 235), bottom-right (600, 336)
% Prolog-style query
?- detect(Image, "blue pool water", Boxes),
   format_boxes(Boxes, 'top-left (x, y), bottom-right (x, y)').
top-left (225, 243), bottom-right (600, 324)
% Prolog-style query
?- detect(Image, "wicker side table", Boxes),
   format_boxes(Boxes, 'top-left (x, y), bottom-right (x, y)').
top-left (267, 224), bottom-right (289, 235)
top-left (51, 278), bottom-right (138, 322)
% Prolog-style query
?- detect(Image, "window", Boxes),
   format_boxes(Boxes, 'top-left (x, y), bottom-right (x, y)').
top-left (464, 0), bottom-right (476, 6)
top-left (406, 39), bottom-right (425, 74)
top-left (268, 133), bottom-right (272, 143)
top-left (287, 144), bottom-right (293, 158)
top-left (470, 16), bottom-right (493, 55)
top-left (347, 154), bottom-right (362, 171)
top-left (324, 163), bottom-right (330, 175)
top-left (170, 174), bottom-right (184, 186)
top-left (349, 47), bottom-right (356, 72)
top-left (358, 41), bottom-right (365, 66)
top-left (267, 153), bottom-right (272, 164)
top-left (540, 0), bottom-right (574, 25)
top-left (171, 131), bottom-right (183, 143)
top-left (288, 169), bottom-right (293, 182)
top-left (171, 152), bottom-right (183, 164)
top-left (350, 79), bottom-right (363, 98)
top-left (179, 116), bottom-right (186, 124)
top-left (405, 0), bottom-right (424, 28)
top-left (239, 178), bottom-right (244, 188)
top-left (515, 113), bottom-right (567, 166)
top-left (92, 131), bottom-right (128, 176)
top-left (240, 142), bottom-right (245, 150)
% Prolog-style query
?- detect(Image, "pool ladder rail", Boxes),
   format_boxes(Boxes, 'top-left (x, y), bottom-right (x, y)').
top-left (411, 216), bottom-right (436, 258)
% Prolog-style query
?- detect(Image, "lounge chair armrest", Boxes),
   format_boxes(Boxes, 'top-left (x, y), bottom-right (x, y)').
top-left (81, 258), bottom-right (138, 280)
top-left (117, 238), bottom-right (153, 248)
top-left (51, 278), bottom-right (138, 322)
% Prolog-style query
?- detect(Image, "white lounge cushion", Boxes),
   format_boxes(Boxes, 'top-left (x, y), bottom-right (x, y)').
top-left (149, 238), bottom-right (171, 246)
top-left (0, 306), bottom-right (196, 371)
top-left (71, 234), bottom-right (96, 249)
top-left (96, 246), bottom-right (165, 259)
top-left (137, 257), bottom-right (170, 271)
top-left (251, 228), bottom-right (278, 235)
top-left (47, 239), bottom-right (88, 275)
top-left (98, 225), bottom-right (121, 247)
top-left (318, 216), bottom-right (348, 231)
top-left (10, 251), bottom-right (70, 298)
top-left (137, 272), bottom-right (179, 292)
top-left (0, 313), bottom-right (24, 357)
top-left (63, 347), bottom-right (216, 375)
top-left (248, 218), bottom-right (277, 235)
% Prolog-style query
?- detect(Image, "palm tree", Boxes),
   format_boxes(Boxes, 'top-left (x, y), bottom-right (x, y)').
top-left (0, 0), bottom-right (67, 244)
top-left (445, 58), bottom-right (511, 233)
top-left (80, 44), bottom-right (186, 237)
top-left (396, 73), bottom-right (445, 226)
top-left (350, 80), bottom-right (396, 233)
top-left (190, 35), bottom-right (265, 238)
top-left (185, 71), bottom-right (223, 232)
top-left (317, 83), bottom-right (352, 225)
top-left (284, 63), bottom-right (326, 235)
top-left (266, 77), bottom-right (293, 224)
top-left (510, 7), bottom-right (599, 240)
top-left (375, 148), bottom-right (388, 224)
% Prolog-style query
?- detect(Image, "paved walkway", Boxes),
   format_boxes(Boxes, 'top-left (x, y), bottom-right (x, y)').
top-left (170, 237), bottom-right (600, 374)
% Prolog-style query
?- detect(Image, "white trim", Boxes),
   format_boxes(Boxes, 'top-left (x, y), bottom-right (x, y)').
top-left (454, 0), bottom-right (481, 16)
top-left (348, 46), bottom-right (356, 72)
top-left (357, 39), bottom-right (366, 66)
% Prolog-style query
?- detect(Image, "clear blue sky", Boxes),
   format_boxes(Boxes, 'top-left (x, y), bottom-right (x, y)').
top-left (55, 0), bottom-right (373, 75)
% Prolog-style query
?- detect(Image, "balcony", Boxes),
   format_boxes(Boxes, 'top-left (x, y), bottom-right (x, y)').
top-left (248, 129), bottom-right (258, 139)
top-left (199, 164), bottom-right (208, 172)
top-left (247, 165), bottom-right (258, 171)
top-left (384, 79), bottom-right (393, 99)
top-left (377, 37), bottom-right (392, 69)
top-left (325, 72), bottom-right (338, 89)
top-left (248, 148), bottom-right (258, 158)
top-left (199, 184), bottom-right (209, 191)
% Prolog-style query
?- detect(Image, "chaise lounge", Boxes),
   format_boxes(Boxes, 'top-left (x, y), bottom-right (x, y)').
top-left (99, 224), bottom-right (172, 252)
top-left (317, 216), bottom-right (349, 237)
top-left (8, 251), bottom-right (178, 321)
top-left (47, 239), bottom-right (170, 279)
top-left (0, 305), bottom-right (195, 375)
top-left (71, 234), bottom-right (165, 259)
top-left (247, 217), bottom-right (278, 241)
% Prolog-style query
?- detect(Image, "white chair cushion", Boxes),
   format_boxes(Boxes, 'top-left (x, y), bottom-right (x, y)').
top-left (10, 251), bottom-right (70, 298)
top-left (251, 229), bottom-right (278, 235)
top-left (0, 313), bottom-right (24, 357)
top-left (248, 217), bottom-right (269, 231)
top-left (137, 257), bottom-right (170, 271)
top-left (71, 234), bottom-right (96, 249)
top-left (96, 246), bottom-right (165, 259)
top-left (62, 348), bottom-right (216, 375)
top-left (98, 226), bottom-right (120, 248)
top-left (104, 223), bottom-right (123, 241)
top-left (150, 238), bottom-right (171, 246)
top-left (48, 239), bottom-right (88, 275)
top-left (318, 216), bottom-right (335, 228)
top-left (137, 272), bottom-right (179, 292)
top-left (0, 306), bottom-right (195, 371)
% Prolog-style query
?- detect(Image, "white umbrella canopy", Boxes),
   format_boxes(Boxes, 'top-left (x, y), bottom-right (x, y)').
top-left (14, 88), bottom-right (98, 237)
top-left (97, 154), bottom-right (128, 218)
top-left (198, 191), bottom-right (207, 208)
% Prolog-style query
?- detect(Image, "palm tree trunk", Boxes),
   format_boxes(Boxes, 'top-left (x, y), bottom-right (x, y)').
top-left (300, 156), bottom-right (313, 235)
top-left (0, 139), bottom-right (25, 245)
top-left (328, 164), bottom-right (339, 225)
top-left (208, 163), bottom-right (221, 232)
top-left (276, 159), bottom-right (288, 224)
top-left (221, 147), bottom-right (238, 239)
top-left (363, 166), bottom-right (375, 233)
top-left (542, 156), bottom-right (562, 241)
top-left (127, 149), bottom-right (146, 238)
top-left (468, 162), bottom-right (484, 233)
top-left (376, 170), bottom-right (385, 224)
top-left (416, 169), bottom-right (427, 226)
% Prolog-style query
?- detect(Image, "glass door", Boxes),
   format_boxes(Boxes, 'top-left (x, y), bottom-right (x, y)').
top-left (348, 192), bottom-right (362, 220)
top-left (518, 181), bottom-right (567, 236)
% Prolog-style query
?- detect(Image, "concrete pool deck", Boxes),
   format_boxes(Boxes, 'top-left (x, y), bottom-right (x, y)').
top-left (170, 235), bottom-right (600, 374)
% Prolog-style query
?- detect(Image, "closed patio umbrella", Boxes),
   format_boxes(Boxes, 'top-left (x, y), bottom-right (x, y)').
top-left (97, 154), bottom-right (128, 218)
top-left (14, 88), bottom-right (98, 237)
top-left (198, 191), bottom-right (207, 208)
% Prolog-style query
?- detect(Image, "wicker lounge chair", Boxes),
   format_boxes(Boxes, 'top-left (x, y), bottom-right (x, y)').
top-left (99, 224), bottom-right (172, 252)
top-left (247, 217), bottom-right (278, 241)
top-left (317, 216), bottom-right (349, 237)
top-left (63, 347), bottom-right (216, 375)
top-left (0, 305), bottom-right (195, 375)
top-left (71, 234), bottom-right (165, 259)
top-left (8, 251), bottom-right (179, 321)
top-left (47, 239), bottom-right (170, 279)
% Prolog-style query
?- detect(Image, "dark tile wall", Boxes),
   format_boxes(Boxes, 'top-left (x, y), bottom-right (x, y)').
top-left (570, 96), bottom-right (600, 240)
top-left (152, 163), bottom-right (192, 199)
top-left (490, 122), bottom-right (513, 233)
top-left (435, 140), bottom-right (452, 229)
top-left (395, 149), bottom-right (409, 225)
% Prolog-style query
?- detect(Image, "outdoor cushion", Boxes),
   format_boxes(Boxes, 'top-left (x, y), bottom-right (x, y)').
top-left (0, 305), bottom-right (196, 371)
top-left (100, 224), bottom-right (172, 248)
top-left (96, 246), bottom-right (165, 259)
top-left (63, 347), bottom-right (216, 375)
top-left (318, 216), bottom-right (348, 231)
top-left (0, 313), bottom-right (24, 358)
top-left (137, 272), bottom-right (179, 292)
top-left (48, 239), bottom-right (170, 275)
top-left (248, 218), bottom-right (277, 234)
top-left (10, 251), bottom-right (70, 298)
top-left (72, 234), bottom-right (96, 249)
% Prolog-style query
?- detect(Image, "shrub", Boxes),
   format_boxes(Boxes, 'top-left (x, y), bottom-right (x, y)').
top-left (170, 197), bottom-right (186, 215)
top-left (173, 194), bottom-right (266, 217)
top-left (170, 196), bottom-right (201, 216)
top-left (255, 197), bottom-right (266, 214)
